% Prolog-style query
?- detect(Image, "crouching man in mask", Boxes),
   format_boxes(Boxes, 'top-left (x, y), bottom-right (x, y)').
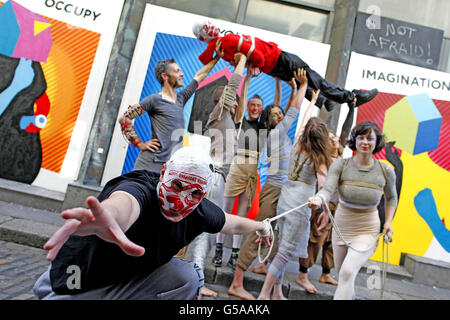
top-left (33, 146), bottom-right (272, 300)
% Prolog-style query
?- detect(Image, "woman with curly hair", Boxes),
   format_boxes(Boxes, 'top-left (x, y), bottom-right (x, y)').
top-left (308, 121), bottom-right (397, 300)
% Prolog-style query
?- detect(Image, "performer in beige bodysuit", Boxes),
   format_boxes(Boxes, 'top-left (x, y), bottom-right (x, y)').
top-left (308, 121), bottom-right (397, 300)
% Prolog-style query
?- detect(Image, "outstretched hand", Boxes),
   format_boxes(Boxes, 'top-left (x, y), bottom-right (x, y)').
top-left (247, 64), bottom-right (261, 77)
top-left (44, 196), bottom-right (145, 261)
top-left (311, 89), bottom-right (320, 103)
top-left (286, 77), bottom-right (297, 90)
top-left (215, 39), bottom-right (224, 58)
top-left (294, 68), bottom-right (308, 87)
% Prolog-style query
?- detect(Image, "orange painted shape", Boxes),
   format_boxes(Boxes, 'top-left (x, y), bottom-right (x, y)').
top-left (39, 17), bottom-right (100, 173)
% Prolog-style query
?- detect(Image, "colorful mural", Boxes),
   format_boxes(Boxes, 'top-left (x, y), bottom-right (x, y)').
top-left (0, 0), bottom-right (123, 191)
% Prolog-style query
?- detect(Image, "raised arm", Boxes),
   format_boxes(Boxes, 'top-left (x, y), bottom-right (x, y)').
top-left (233, 52), bottom-right (247, 78)
top-left (284, 77), bottom-right (297, 114)
top-left (221, 53), bottom-right (247, 110)
top-left (273, 77), bottom-right (281, 107)
top-left (194, 55), bottom-right (220, 83)
top-left (339, 104), bottom-right (355, 147)
top-left (234, 70), bottom-right (251, 124)
top-left (297, 86), bottom-right (319, 139)
top-left (290, 68), bottom-right (310, 142)
top-left (194, 39), bottom-right (222, 83)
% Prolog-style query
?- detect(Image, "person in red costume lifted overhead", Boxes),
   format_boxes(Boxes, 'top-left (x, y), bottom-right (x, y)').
top-left (193, 21), bottom-right (378, 112)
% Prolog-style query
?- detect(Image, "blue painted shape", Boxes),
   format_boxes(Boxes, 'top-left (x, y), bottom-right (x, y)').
top-left (414, 117), bottom-right (442, 154)
top-left (414, 188), bottom-right (450, 252)
top-left (0, 58), bottom-right (35, 117)
top-left (407, 93), bottom-right (442, 122)
top-left (405, 93), bottom-right (442, 154)
top-left (19, 115), bottom-right (34, 129)
top-left (0, 1), bottom-right (20, 57)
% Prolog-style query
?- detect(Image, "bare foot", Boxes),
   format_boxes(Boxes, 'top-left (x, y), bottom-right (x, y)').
top-left (251, 262), bottom-right (268, 275)
top-left (296, 273), bottom-right (318, 294)
top-left (272, 286), bottom-right (288, 300)
top-left (228, 285), bottom-right (256, 300)
top-left (272, 294), bottom-right (288, 300)
top-left (200, 286), bottom-right (218, 297)
top-left (319, 273), bottom-right (338, 286)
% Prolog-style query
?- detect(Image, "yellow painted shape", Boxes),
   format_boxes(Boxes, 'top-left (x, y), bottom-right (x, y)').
top-left (182, 134), bottom-right (190, 147)
top-left (383, 98), bottom-right (418, 154)
top-left (34, 21), bottom-right (51, 36)
top-left (371, 152), bottom-right (449, 264)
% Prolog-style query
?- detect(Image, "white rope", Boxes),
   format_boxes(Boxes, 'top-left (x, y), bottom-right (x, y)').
top-left (257, 202), bottom-right (308, 263)
top-left (256, 195), bottom-right (392, 299)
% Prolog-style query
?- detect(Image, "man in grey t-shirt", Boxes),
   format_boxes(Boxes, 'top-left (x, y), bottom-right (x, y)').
top-left (119, 55), bottom-right (220, 173)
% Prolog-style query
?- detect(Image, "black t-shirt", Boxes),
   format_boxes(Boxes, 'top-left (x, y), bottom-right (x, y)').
top-left (236, 118), bottom-right (265, 152)
top-left (50, 170), bottom-right (226, 294)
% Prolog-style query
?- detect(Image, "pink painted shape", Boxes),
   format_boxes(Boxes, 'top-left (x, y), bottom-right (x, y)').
top-left (11, 0), bottom-right (52, 63)
top-left (197, 67), bottom-right (245, 97)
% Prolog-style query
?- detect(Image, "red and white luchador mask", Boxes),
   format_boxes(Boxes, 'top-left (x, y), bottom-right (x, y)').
top-left (192, 21), bottom-right (220, 43)
top-left (157, 147), bottom-right (213, 222)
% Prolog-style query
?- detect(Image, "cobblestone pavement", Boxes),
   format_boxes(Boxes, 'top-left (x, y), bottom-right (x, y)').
top-left (0, 240), bottom-right (49, 300)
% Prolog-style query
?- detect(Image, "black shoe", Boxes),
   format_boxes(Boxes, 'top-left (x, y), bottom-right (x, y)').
top-left (352, 88), bottom-right (378, 107)
top-left (227, 249), bottom-right (239, 271)
top-left (212, 245), bottom-right (223, 267)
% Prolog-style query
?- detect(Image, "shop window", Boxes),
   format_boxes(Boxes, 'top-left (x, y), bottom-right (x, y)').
top-left (243, 0), bottom-right (329, 42)
top-left (438, 38), bottom-right (450, 73)
top-left (151, 0), bottom-right (240, 23)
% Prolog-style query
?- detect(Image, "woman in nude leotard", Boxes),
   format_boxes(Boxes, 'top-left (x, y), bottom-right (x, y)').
top-left (308, 121), bottom-right (397, 300)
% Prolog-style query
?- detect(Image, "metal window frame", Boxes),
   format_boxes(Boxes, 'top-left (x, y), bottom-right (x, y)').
top-left (236, 0), bottom-right (335, 43)
top-left (438, 37), bottom-right (450, 73)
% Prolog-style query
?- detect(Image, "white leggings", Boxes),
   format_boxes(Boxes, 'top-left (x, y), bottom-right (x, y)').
top-left (332, 242), bottom-right (376, 300)
top-left (216, 192), bottom-right (250, 248)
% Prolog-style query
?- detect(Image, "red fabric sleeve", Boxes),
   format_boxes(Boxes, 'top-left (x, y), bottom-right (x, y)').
top-left (198, 38), bottom-right (219, 65)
